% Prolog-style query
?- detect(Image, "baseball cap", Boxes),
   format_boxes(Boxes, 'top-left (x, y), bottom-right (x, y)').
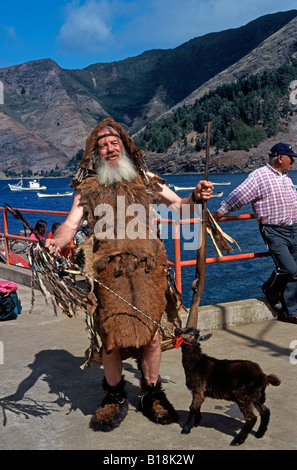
top-left (269, 142), bottom-right (297, 160)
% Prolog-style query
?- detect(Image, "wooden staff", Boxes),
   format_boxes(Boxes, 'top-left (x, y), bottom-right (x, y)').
top-left (186, 122), bottom-right (211, 328)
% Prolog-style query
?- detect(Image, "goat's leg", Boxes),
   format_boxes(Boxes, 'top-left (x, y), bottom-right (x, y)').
top-left (193, 408), bottom-right (202, 427)
top-left (254, 403), bottom-right (270, 439)
top-left (181, 392), bottom-right (204, 434)
top-left (230, 399), bottom-right (257, 446)
top-left (181, 405), bottom-right (197, 434)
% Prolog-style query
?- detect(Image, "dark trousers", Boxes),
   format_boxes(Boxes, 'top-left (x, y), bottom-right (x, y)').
top-left (260, 224), bottom-right (297, 318)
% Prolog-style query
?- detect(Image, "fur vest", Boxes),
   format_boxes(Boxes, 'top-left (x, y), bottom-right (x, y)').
top-left (77, 174), bottom-right (168, 352)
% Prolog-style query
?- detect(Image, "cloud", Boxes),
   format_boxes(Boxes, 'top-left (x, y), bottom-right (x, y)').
top-left (1, 25), bottom-right (18, 40)
top-left (117, 0), bottom-right (297, 51)
top-left (57, 0), bottom-right (116, 56)
top-left (56, 0), bottom-right (297, 63)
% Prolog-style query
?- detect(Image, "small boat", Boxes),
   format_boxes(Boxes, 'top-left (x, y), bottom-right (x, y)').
top-left (212, 191), bottom-right (223, 198)
top-left (9, 177), bottom-right (46, 192)
top-left (37, 191), bottom-right (74, 198)
top-left (173, 186), bottom-right (195, 191)
top-left (173, 182), bottom-right (230, 191)
top-left (172, 186), bottom-right (223, 198)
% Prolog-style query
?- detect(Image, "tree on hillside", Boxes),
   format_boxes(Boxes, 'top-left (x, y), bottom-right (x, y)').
top-left (134, 59), bottom-right (297, 154)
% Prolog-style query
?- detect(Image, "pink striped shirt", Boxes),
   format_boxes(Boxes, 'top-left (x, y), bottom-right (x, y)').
top-left (216, 164), bottom-right (297, 225)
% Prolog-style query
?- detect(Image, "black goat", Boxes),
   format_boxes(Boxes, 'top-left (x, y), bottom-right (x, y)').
top-left (175, 327), bottom-right (281, 446)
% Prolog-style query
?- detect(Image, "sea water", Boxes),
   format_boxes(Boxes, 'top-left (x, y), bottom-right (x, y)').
top-left (1, 172), bottom-right (297, 308)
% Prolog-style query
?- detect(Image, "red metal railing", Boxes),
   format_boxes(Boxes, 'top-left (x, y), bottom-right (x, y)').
top-left (0, 207), bottom-right (75, 267)
top-left (162, 213), bottom-right (270, 295)
top-left (0, 207), bottom-right (270, 295)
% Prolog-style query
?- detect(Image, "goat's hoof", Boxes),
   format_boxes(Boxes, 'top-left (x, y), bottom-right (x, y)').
top-left (181, 427), bottom-right (191, 434)
top-left (230, 436), bottom-right (245, 446)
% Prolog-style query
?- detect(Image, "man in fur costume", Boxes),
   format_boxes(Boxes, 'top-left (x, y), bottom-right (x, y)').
top-left (45, 118), bottom-right (213, 431)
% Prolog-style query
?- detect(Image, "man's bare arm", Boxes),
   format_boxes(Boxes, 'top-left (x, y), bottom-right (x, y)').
top-left (45, 193), bottom-right (84, 251)
top-left (147, 172), bottom-right (213, 214)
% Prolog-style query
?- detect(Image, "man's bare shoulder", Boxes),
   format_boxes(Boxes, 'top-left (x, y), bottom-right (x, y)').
top-left (146, 171), bottom-right (166, 186)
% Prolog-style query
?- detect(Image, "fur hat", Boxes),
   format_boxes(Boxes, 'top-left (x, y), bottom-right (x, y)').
top-left (70, 118), bottom-right (148, 188)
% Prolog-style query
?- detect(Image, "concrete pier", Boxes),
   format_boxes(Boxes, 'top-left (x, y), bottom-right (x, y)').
top-left (0, 264), bottom-right (296, 451)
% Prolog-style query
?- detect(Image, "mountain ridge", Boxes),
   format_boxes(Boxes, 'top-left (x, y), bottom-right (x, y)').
top-left (0, 10), bottom-right (297, 174)
top-left (140, 14), bottom-right (297, 175)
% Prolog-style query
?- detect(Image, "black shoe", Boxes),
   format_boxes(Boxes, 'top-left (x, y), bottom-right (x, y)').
top-left (272, 300), bottom-right (282, 310)
top-left (278, 315), bottom-right (297, 324)
top-left (262, 287), bottom-right (282, 309)
top-left (90, 375), bottom-right (128, 432)
top-left (138, 377), bottom-right (178, 425)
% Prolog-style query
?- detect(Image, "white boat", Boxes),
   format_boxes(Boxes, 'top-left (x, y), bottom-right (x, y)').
top-left (173, 186), bottom-right (195, 191)
top-left (172, 186), bottom-right (223, 198)
top-left (173, 182), bottom-right (230, 191)
top-left (212, 191), bottom-right (223, 198)
top-left (9, 178), bottom-right (46, 192)
top-left (37, 191), bottom-right (74, 198)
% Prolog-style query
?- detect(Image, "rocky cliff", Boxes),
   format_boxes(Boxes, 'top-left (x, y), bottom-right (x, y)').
top-left (144, 15), bottom-right (297, 174)
top-left (0, 10), bottom-right (297, 175)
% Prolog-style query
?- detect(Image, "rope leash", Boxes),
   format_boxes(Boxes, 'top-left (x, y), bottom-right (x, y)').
top-left (171, 336), bottom-right (194, 348)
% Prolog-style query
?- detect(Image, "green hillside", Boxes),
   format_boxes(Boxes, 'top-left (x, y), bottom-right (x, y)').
top-left (134, 60), bottom-right (297, 153)
top-left (68, 10), bottom-right (297, 127)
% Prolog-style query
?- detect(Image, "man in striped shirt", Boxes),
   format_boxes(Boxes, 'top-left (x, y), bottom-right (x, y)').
top-left (213, 142), bottom-right (297, 324)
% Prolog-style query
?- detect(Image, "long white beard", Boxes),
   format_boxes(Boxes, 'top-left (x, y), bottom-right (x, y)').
top-left (96, 148), bottom-right (138, 184)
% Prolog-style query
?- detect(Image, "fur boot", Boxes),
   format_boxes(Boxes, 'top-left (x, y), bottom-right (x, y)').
top-left (138, 377), bottom-right (178, 424)
top-left (90, 375), bottom-right (128, 432)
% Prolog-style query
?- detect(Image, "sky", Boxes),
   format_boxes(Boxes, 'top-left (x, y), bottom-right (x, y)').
top-left (0, 0), bottom-right (297, 70)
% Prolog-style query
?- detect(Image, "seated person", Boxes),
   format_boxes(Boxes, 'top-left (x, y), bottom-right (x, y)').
top-left (29, 219), bottom-right (47, 241)
top-left (47, 222), bottom-right (70, 259)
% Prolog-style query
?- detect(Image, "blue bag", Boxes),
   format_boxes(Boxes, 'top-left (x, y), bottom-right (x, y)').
top-left (0, 291), bottom-right (22, 321)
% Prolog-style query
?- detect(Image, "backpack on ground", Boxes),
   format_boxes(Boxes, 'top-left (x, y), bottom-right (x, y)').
top-left (0, 281), bottom-right (22, 321)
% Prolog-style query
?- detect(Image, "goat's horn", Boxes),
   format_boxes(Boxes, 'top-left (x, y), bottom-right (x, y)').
top-left (198, 334), bottom-right (212, 342)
